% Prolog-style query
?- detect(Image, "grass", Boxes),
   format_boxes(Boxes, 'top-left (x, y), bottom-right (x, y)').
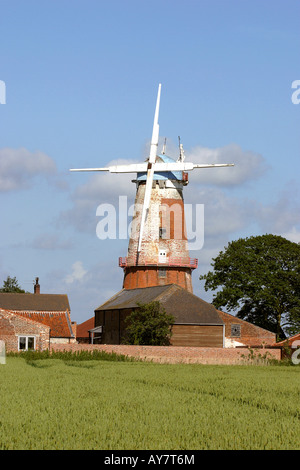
top-left (0, 352), bottom-right (300, 450)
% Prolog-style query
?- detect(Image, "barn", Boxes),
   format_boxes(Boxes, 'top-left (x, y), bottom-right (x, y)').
top-left (94, 284), bottom-right (224, 347)
top-left (91, 283), bottom-right (278, 348)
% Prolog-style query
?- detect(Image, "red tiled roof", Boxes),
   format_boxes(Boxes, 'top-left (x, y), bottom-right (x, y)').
top-left (14, 310), bottom-right (74, 338)
top-left (76, 317), bottom-right (94, 338)
top-left (0, 292), bottom-right (74, 338)
top-left (275, 333), bottom-right (300, 347)
top-left (0, 308), bottom-right (51, 333)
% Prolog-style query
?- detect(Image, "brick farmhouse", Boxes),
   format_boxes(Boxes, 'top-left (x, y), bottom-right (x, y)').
top-left (0, 279), bottom-right (76, 352)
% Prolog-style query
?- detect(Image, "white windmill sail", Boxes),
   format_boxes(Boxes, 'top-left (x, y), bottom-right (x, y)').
top-left (70, 162), bottom-right (234, 173)
top-left (70, 84), bottom-right (235, 259)
top-left (137, 83), bottom-right (161, 253)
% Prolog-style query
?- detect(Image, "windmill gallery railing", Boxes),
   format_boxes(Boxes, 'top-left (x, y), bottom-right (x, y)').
top-left (119, 257), bottom-right (198, 269)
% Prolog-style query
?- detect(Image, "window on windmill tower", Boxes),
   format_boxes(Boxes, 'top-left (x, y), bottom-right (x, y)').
top-left (159, 227), bottom-right (167, 239)
top-left (158, 267), bottom-right (167, 278)
top-left (231, 324), bottom-right (241, 338)
top-left (159, 209), bottom-right (167, 239)
top-left (159, 251), bottom-right (167, 263)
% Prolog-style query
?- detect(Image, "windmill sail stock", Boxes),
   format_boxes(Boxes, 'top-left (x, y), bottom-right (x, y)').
top-left (137, 83), bottom-right (161, 253)
top-left (70, 84), bottom-right (234, 254)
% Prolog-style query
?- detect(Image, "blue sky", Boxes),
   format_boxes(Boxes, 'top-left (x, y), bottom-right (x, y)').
top-left (1, 0), bottom-right (299, 323)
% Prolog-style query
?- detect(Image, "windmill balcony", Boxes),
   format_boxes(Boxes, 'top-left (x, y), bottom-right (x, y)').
top-left (119, 257), bottom-right (198, 269)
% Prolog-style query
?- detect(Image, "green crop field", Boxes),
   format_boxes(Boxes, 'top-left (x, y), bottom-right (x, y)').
top-left (0, 352), bottom-right (300, 450)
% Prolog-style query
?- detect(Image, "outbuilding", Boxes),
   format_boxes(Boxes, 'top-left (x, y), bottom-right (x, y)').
top-left (94, 284), bottom-right (224, 347)
top-left (93, 283), bottom-right (277, 348)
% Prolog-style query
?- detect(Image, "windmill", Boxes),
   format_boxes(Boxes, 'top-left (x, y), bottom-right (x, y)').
top-left (70, 84), bottom-right (234, 292)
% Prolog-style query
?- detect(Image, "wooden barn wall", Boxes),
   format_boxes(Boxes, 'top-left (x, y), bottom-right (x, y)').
top-left (171, 324), bottom-right (224, 348)
top-left (95, 309), bottom-right (132, 344)
top-left (95, 309), bottom-right (224, 347)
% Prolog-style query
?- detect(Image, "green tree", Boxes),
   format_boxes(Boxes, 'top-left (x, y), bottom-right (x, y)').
top-left (123, 301), bottom-right (175, 346)
top-left (200, 234), bottom-right (300, 339)
top-left (0, 276), bottom-right (25, 293)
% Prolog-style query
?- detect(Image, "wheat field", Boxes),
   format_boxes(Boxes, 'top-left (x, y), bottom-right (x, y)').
top-left (0, 353), bottom-right (299, 450)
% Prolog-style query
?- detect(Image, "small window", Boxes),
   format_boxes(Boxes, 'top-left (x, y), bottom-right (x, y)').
top-left (159, 227), bottom-right (167, 239)
top-left (159, 251), bottom-right (167, 263)
top-left (231, 324), bottom-right (241, 338)
top-left (27, 336), bottom-right (35, 350)
top-left (158, 268), bottom-right (167, 278)
top-left (19, 336), bottom-right (26, 350)
top-left (18, 336), bottom-right (36, 351)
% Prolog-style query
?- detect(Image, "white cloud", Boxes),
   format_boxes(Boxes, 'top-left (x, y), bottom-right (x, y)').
top-left (249, 186), bottom-right (300, 235)
top-left (184, 185), bottom-right (248, 241)
top-left (73, 158), bottom-right (138, 199)
top-left (0, 147), bottom-right (57, 192)
top-left (46, 259), bottom-right (124, 322)
top-left (64, 143), bottom-right (267, 234)
top-left (186, 143), bottom-right (268, 186)
top-left (279, 227), bottom-right (300, 244)
top-left (61, 144), bottom-right (299, 257)
top-left (60, 159), bottom-right (137, 232)
top-left (64, 261), bottom-right (87, 285)
top-left (61, 144), bottom-right (262, 238)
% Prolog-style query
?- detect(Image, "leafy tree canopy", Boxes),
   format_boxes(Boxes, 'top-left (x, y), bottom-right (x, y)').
top-left (0, 276), bottom-right (25, 293)
top-left (200, 234), bottom-right (300, 339)
top-left (123, 301), bottom-right (175, 346)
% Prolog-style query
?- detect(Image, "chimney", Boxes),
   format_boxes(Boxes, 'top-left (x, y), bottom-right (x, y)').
top-left (34, 277), bottom-right (40, 294)
top-left (71, 321), bottom-right (77, 338)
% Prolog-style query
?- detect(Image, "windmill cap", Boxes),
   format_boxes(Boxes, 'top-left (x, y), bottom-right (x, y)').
top-left (136, 154), bottom-right (183, 182)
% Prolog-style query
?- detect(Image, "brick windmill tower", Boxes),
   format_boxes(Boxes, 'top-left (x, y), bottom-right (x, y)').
top-left (71, 84), bottom-right (233, 293)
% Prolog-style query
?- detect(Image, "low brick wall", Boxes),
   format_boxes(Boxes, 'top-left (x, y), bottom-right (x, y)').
top-left (51, 343), bottom-right (282, 365)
